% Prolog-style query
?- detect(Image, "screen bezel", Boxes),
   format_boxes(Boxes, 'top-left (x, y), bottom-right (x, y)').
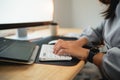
top-left (0, 21), bottom-right (52, 30)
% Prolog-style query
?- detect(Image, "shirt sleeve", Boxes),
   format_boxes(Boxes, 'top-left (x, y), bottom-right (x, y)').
top-left (80, 21), bottom-right (105, 45)
top-left (102, 47), bottom-right (120, 80)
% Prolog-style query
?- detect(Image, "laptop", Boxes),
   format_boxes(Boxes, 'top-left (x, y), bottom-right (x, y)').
top-left (0, 37), bottom-right (39, 64)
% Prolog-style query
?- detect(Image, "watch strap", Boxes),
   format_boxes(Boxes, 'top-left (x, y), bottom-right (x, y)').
top-left (87, 48), bottom-right (99, 63)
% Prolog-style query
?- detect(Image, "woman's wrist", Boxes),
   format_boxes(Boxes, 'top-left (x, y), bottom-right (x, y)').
top-left (78, 48), bottom-right (89, 61)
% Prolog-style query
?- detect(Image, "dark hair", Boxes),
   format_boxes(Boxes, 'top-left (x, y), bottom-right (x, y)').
top-left (99, 0), bottom-right (119, 20)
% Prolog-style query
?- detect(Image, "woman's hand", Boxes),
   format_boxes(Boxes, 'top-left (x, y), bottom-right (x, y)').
top-left (53, 39), bottom-right (89, 60)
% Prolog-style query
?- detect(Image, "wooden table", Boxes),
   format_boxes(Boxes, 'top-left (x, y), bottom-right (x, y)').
top-left (0, 28), bottom-right (85, 80)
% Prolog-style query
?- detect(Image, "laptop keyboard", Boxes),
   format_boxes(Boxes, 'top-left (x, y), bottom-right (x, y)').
top-left (0, 38), bottom-right (14, 51)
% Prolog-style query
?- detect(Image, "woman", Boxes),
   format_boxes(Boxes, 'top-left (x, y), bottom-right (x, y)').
top-left (53, 0), bottom-right (120, 80)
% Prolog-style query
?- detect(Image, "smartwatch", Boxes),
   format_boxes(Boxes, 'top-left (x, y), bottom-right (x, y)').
top-left (87, 48), bottom-right (99, 63)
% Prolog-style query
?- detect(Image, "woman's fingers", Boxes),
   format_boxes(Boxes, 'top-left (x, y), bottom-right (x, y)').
top-left (57, 48), bottom-right (69, 55)
top-left (53, 39), bottom-right (78, 55)
top-left (53, 39), bottom-right (64, 54)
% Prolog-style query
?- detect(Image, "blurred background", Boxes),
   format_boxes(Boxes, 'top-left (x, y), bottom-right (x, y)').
top-left (53, 0), bottom-right (106, 28)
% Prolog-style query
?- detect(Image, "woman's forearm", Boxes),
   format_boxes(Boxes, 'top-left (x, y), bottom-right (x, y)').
top-left (93, 52), bottom-right (104, 67)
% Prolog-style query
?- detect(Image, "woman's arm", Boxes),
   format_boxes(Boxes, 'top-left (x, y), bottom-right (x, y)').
top-left (93, 52), bottom-right (104, 67)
